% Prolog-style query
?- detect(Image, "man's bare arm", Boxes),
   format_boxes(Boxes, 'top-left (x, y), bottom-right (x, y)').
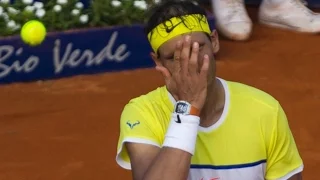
top-left (288, 173), bottom-right (302, 180)
top-left (126, 142), bottom-right (192, 180)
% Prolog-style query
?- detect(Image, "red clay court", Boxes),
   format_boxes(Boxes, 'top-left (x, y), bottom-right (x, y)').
top-left (0, 8), bottom-right (319, 180)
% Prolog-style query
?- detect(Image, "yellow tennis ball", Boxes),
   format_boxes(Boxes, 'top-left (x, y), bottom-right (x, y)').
top-left (20, 20), bottom-right (46, 46)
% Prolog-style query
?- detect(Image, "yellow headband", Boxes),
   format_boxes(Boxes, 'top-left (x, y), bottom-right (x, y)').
top-left (147, 14), bottom-right (211, 53)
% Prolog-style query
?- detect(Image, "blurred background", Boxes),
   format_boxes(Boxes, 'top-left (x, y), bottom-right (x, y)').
top-left (0, 0), bottom-right (319, 180)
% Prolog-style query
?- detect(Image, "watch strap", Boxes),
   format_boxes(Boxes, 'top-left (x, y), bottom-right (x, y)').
top-left (189, 106), bottom-right (200, 116)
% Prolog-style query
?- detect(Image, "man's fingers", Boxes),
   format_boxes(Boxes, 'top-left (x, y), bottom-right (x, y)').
top-left (173, 41), bottom-right (182, 71)
top-left (189, 42), bottom-right (199, 75)
top-left (200, 54), bottom-right (209, 78)
top-left (180, 35), bottom-right (191, 74)
top-left (174, 41), bottom-right (182, 62)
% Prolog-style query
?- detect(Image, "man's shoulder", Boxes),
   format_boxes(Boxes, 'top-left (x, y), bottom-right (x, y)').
top-left (226, 80), bottom-right (279, 110)
top-left (127, 86), bottom-right (168, 106)
top-left (119, 86), bottom-right (171, 134)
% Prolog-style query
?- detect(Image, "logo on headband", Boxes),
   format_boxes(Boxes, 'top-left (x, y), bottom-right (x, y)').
top-left (147, 14), bottom-right (211, 53)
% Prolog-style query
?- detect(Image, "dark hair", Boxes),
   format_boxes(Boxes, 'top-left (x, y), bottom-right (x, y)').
top-left (144, 0), bottom-right (209, 39)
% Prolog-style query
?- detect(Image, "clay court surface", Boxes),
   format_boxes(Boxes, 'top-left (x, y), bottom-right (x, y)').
top-left (0, 8), bottom-right (319, 180)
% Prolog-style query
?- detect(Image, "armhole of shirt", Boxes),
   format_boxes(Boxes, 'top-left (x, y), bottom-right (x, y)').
top-left (116, 137), bottom-right (161, 170)
top-left (276, 164), bottom-right (304, 180)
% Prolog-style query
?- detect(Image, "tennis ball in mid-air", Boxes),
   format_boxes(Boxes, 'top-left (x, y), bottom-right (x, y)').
top-left (20, 20), bottom-right (46, 46)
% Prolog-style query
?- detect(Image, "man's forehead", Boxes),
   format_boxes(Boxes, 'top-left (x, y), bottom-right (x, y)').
top-left (168, 32), bottom-right (205, 43)
top-left (159, 32), bottom-right (206, 55)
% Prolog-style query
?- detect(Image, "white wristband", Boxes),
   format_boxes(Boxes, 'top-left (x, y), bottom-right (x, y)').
top-left (162, 113), bottom-right (200, 155)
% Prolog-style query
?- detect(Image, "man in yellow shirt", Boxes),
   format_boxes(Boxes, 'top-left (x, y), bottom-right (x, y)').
top-left (116, 1), bottom-right (303, 180)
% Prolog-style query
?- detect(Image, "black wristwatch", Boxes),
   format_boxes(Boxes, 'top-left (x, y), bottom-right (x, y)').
top-left (174, 101), bottom-right (200, 116)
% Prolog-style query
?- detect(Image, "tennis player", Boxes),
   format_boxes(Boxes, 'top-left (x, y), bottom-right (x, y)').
top-left (116, 1), bottom-right (303, 180)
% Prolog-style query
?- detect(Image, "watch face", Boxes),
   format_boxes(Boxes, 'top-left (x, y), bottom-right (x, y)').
top-left (175, 102), bottom-right (189, 114)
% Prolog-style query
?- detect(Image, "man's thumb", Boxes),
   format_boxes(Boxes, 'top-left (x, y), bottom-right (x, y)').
top-left (155, 66), bottom-right (170, 81)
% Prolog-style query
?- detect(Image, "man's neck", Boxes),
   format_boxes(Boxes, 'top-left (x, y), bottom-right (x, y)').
top-left (199, 78), bottom-right (226, 128)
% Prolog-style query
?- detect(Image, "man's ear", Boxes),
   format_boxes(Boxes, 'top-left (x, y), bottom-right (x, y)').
top-left (151, 52), bottom-right (162, 66)
top-left (210, 30), bottom-right (220, 54)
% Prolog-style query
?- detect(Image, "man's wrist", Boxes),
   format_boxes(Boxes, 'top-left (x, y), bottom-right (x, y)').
top-left (163, 113), bottom-right (200, 155)
top-left (174, 100), bottom-right (200, 116)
